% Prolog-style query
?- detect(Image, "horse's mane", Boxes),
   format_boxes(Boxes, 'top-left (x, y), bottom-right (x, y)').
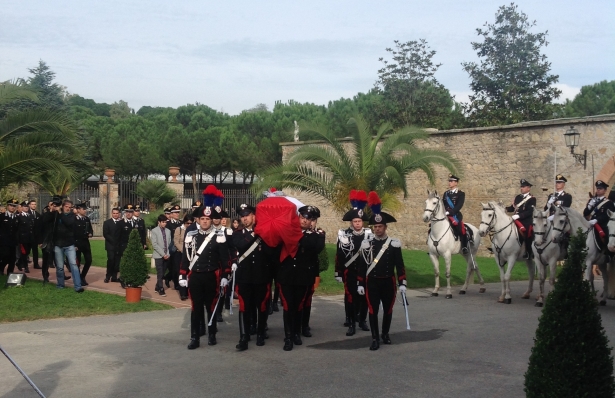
top-left (558, 206), bottom-right (589, 229)
top-left (488, 201), bottom-right (507, 215)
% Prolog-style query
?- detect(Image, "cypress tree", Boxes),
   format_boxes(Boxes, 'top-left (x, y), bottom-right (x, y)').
top-left (119, 229), bottom-right (149, 288)
top-left (524, 229), bottom-right (615, 397)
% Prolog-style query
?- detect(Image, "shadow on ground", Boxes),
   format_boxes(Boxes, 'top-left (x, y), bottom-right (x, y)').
top-left (307, 328), bottom-right (447, 350)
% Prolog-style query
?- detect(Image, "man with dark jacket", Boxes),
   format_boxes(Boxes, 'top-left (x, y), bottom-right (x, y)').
top-left (28, 199), bottom-right (42, 269)
top-left (74, 203), bottom-right (94, 285)
top-left (103, 208), bottom-right (121, 283)
top-left (16, 201), bottom-right (34, 274)
top-left (0, 199), bottom-right (19, 276)
top-left (47, 199), bottom-right (83, 292)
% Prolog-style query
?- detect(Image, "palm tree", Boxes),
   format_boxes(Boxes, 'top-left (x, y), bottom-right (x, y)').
top-left (255, 115), bottom-right (460, 213)
top-left (0, 81), bottom-right (86, 190)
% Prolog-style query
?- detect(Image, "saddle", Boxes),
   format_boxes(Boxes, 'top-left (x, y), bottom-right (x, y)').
top-left (449, 219), bottom-right (472, 242)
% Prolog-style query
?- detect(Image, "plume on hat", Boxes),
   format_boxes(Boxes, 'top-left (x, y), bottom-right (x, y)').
top-left (213, 189), bottom-right (224, 207)
top-left (367, 191), bottom-right (381, 215)
top-left (349, 189), bottom-right (368, 210)
top-left (203, 185), bottom-right (217, 207)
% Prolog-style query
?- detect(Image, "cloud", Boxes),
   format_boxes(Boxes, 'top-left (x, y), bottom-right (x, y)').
top-left (554, 83), bottom-right (580, 103)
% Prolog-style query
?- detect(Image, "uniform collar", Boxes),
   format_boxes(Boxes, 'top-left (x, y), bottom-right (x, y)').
top-left (448, 188), bottom-right (458, 194)
top-left (556, 190), bottom-right (565, 195)
top-left (199, 226), bottom-right (215, 235)
top-left (352, 228), bottom-right (365, 236)
top-left (374, 234), bottom-right (389, 241)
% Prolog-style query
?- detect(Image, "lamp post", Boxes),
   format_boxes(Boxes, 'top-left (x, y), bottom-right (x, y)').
top-left (563, 126), bottom-right (587, 169)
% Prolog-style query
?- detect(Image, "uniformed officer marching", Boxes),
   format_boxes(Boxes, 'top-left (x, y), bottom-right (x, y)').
top-left (0, 199), bottom-right (19, 276)
top-left (180, 204), bottom-right (231, 349)
top-left (213, 194), bottom-right (234, 322)
top-left (27, 200), bottom-right (42, 270)
top-left (16, 201), bottom-right (34, 273)
top-left (545, 174), bottom-right (572, 215)
top-left (505, 179), bottom-right (537, 259)
top-left (584, 180), bottom-right (615, 249)
top-left (359, 191), bottom-right (407, 351)
top-left (301, 206), bottom-right (324, 338)
top-left (232, 203), bottom-right (275, 350)
top-left (277, 205), bottom-right (325, 351)
top-left (335, 190), bottom-right (371, 336)
top-left (443, 174), bottom-right (468, 253)
top-left (74, 203), bottom-right (94, 285)
top-left (164, 204), bottom-right (182, 290)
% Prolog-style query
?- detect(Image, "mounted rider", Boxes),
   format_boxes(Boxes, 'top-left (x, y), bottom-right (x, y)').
top-left (545, 174), bottom-right (572, 216)
top-left (505, 179), bottom-right (536, 259)
top-left (583, 180), bottom-right (615, 246)
top-left (442, 174), bottom-right (468, 253)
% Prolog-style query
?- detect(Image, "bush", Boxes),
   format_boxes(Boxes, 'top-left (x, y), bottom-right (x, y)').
top-left (143, 209), bottom-right (164, 230)
top-left (524, 229), bottom-right (615, 397)
top-left (119, 229), bottom-right (149, 288)
top-left (318, 245), bottom-right (329, 273)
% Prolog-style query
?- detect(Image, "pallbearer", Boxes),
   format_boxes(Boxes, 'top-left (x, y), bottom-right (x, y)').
top-left (301, 206), bottom-right (324, 337)
top-left (179, 204), bottom-right (231, 350)
top-left (335, 190), bottom-right (371, 336)
top-left (360, 192), bottom-right (407, 351)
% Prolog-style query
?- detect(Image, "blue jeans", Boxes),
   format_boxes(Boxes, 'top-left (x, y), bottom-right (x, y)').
top-left (54, 245), bottom-right (82, 291)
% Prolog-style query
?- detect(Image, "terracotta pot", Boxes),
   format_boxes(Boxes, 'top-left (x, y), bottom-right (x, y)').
top-left (104, 168), bottom-right (115, 182)
top-left (314, 276), bottom-right (321, 290)
top-left (169, 166), bottom-right (180, 182)
top-left (125, 287), bottom-right (142, 303)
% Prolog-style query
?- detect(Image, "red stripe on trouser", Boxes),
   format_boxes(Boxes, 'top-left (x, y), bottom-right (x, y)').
top-left (343, 269), bottom-right (352, 303)
top-left (188, 271), bottom-right (194, 311)
top-left (236, 284), bottom-right (245, 312)
top-left (297, 287), bottom-right (308, 311)
top-left (305, 284), bottom-right (315, 307)
top-left (365, 277), bottom-right (374, 314)
top-left (260, 283), bottom-right (272, 312)
top-left (461, 222), bottom-right (466, 235)
top-left (211, 269), bottom-right (221, 313)
top-left (388, 277), bottom-right (396, 315)
top-left (277, 283), bottom-right (289, 311)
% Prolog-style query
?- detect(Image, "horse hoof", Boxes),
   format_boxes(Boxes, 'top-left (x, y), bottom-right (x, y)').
top-left (505, 299), bottom-right (512, 304)
top-left (535, 302), bottom-right (543, 307)
top-left (459, 290), bottom-right (466, 295)
top-left (600, 301), bottom-right (607, 306)
top-left (445, 294), bottom-right (452, 299)
top-left (479, 288), bottom-right (486, 294)
top-left (431, 293), bottom-right (439, 297)
top-left (521, 295), bottom-right (530, 299)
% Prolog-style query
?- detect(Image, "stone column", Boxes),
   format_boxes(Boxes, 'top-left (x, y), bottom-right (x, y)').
top-left (167, 167), bottom-right (184, 209)
top-left (98, 169), bottom-right (119, 233)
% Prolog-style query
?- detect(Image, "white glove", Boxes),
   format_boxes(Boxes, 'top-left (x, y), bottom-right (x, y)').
top-left (335, 277), bottom-right (342, 283)
top-left (399, 285), bottom-right (407, 294)
top-left (179, 279), bottom-right (188, 288)
top-left (445, 211), bottom-right (449, 216)
top-left (547, 215), bottom-right (554, 222)
top-left (547, 196), bottom-right (556, 204)
top-left (589, 219), bottom-right (598, 226)
top-left (357, 286), bottom-right (365, 295)
top-left (511, 215), bottom-right (520, 220)
top-left (220, 278), bottom-right (228, 287)
top-left (231, 263), bottom-right (238, 272)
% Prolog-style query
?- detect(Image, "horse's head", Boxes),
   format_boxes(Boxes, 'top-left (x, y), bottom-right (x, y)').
top-left (532, 207), bottom-right (549, 245)
top-left (551, 206), bottom-right (571, 244)
top-left (423, 190), bottom-right (441, 223)
top-left (479, 202), bottom-right (495, 237)
top-left (607, 209), bottom-right (615, 252)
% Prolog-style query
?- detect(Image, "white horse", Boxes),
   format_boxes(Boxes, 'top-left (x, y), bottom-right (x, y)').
top-left (423, 190), bottom-right (485, 298)
top-left (479, 201), bottom-right (535, 304)
top-left (532, 206), bottom-right (589, 306)
top-left (576, 209), bottom-right (610, 305)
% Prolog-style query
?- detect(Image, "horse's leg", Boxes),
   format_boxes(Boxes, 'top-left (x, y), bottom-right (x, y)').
top-left (535, 259), bottom-right (546, 307)
top-left (444, 251), bottom-right (453, 299)
top-left (496, 257), bottom-right (506, 303)
top-left (429, 252), bottom-right (440, 297)
top-left (522, 257), bottom-right (534, 299)
top-left (471, 245), bottom-right (486, 293)
top-left (599, 259), bottom-right (609, 306)
top-left (503, 254), bottom-right (517, 304)
top-left (460, 254), bottom-right (472, 294)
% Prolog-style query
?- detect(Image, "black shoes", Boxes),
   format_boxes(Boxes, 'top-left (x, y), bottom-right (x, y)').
top-left (81, 278), bottom-right (88, 286)
top-left (249, 325), bottom-right (257, 335)
top-left (358, 321), bottom-right (370, 331)
top-left (43, 277), bottom-right (49, 284)
top-left (157, 288), bottom-right (166, 297)
top-left (208, 335), bottom-right (217, 346)
top-left (24, 267), bottom-right (30, 274)
top-left (236, 339), bottom-right (248, 351)
top-left (302, 328), bottom-right (312, 338)
top-left (293, 334), bottom-right (302, 346)
top-left (283, 338), bottom-right (293, 351)
top-left (256, 334), bottom-right (266, 346)
top-left (346, 325), bottom-right (356, 336)
top-left (370, 339), bottom-right (380, 351)
top-left (76, 288), bottom-right (85, 293)
top-left (461, 247), bottom-right (469, 254)
top-left (165, 279), bottom-right (170, 288)
top-left (33, 265), bottom-right (42, 269)
top-left (381, 334), bottom-right (391, 344)
top-left (110, 277), bottom-right (119, 282)
top-left (344, 317), bottom-right (350, 327)
top-left (64, 274), bottom-right (71, 280)
top-left (104, 277), bottom-right (110, 283)
top-left (120, 279), bottom-right (126, 289)
top-left (187, 338), bottom-right (200, 350)
top-left (180, 295), bottom-right (188, 301)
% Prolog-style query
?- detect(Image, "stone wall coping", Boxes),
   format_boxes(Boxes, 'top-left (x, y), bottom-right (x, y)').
top-left (280, 114), bottom-right (615, 146)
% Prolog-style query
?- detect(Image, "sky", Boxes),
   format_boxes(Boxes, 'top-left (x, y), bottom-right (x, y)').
top-left (1, 0), bottom-right (613, 115)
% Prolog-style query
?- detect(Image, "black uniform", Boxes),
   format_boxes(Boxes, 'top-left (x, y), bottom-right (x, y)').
top-left (29, 208), bottom-right (42, 269)
top-left (133, 217), bottom-right (147, 248)
top-left (360, 236), bottom-right (407, 348)
top-left (301, 227), bottom-right (325, 337)
top-left (544, 191), bottom-right (573, 214)
top-left (102, 217), bottom-right (121, 281)
top-left (164, 218), bottom-right (182, 287)
top-left (180, 228), bottom-right (231, 347)
top-left (0, 212), bottom-right (18, 275)
top-left (506, 193), bottom-right (537, 257)
top-left (74, 215), bottom-right (93, 283)
top-left (232, 226), bottom-right (275, 348)
top-left (16, 211), bottom-right (34, 272)
top-left (443, 189), bottom-right (467, 250)
top-left (583, 197), bottom-right (615, 246)
top-left (277, 229), bottom-right (325, 350)
top-left (335, 227), bottom-right (371, 335)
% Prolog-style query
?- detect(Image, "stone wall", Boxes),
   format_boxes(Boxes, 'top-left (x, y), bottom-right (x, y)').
top-left (281, 114), bottom-right (615, 253)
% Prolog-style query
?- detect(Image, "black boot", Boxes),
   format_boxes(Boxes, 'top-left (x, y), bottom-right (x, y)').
top-left (199, 320), bottom-right (206, 337)
top-left (369, 314), bottom-right (380, 351)
top-left (460, 233), bottom-right (469, 254)
top-left (208, 317), bottom-right (217, 345)
top-left (282, 311), bottom-right (293, 351)
top-left (382, 313), bottom-right (392, 344)
top-left (208, 334), bottom-right (217, 346)
top-left (346, 323), bottom-right (356, 336)
top-left (302, 307), bottom-right (312, 337)
top-left (236, 312), bottom-right (249, 351)
top-left (256, 334), bottom-right (266, 346)
top-left (358, 320), bottom-right (370, 331)
top-left (257, 310), bottom-right (269, 346)
top-left (188, 324), bottom-right (200, 350)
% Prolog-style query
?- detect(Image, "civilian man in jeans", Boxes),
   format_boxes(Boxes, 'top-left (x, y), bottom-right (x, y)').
top-left (48, 199), bottom-right (84, 293)
top-left (151, 214), bottom-right (172, 297)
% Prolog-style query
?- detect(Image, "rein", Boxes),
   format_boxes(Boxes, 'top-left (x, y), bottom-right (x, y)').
top-left (426, 197), bottom-right (453, 256)
top-left (532, 218), bottom-right (554, 267)
top-left (482, 207), bottom-right (518, 267)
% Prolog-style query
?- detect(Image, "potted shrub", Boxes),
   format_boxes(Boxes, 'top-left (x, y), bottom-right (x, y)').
top-left (119, 229), bottom-right (150, 302)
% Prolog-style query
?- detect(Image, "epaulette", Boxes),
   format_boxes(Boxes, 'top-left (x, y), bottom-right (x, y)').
top-left (186, 230), bottom-right (198, 237)
top-left (390, 239), bottom-right (401, 248)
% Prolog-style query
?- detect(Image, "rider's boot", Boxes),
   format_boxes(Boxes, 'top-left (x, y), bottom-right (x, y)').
top-left (460, 233), bottom-right (469, 254)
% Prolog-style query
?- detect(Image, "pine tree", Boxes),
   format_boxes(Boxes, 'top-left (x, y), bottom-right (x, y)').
top-left (119, 229), bottom-right (149, 287)
top-left (524, 229), bottom-right (615, 397)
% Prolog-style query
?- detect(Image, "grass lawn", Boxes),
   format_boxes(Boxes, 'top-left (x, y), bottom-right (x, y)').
top-left (0, 274), bottom-right (172, 323)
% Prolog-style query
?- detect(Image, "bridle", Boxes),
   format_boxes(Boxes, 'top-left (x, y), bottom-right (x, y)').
top-left (532, 213), bottom-right (554, 266)
top-left (424, 197), bottom-right (447, 222)
top-left (425, 195), bottom-right (451, 255)
top-left (551, 208), bottom-right (571, 242)
top-left (481, 205), bottom-right (517, 267)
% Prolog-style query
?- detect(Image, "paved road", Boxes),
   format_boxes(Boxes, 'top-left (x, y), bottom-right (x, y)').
top-left (2, 281), bottom-right (615, 398)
